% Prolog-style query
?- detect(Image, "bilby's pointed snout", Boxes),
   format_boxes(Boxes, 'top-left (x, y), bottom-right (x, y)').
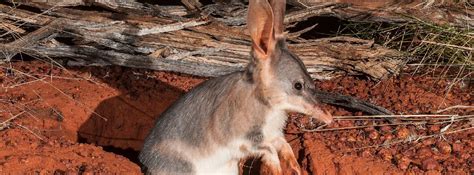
top-left (310, 105), bottom-right (333, 124)
top-left (301, 90), bottom-right (333, 124)
top-left (289, 93), bottom-right (333, 124)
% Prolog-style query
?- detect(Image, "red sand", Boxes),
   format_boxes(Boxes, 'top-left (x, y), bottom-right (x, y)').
top-left (0, 61), bottom-right (472, 174)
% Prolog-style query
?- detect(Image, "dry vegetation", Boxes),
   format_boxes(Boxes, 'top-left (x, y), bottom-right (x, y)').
top-left (0, 0), bottom-right (473, 174)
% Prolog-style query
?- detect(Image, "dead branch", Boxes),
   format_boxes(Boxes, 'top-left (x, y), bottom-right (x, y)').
top-left (0, 2), bottom-right (404, 80)
top-left (287, 0), bottom-right (473, 27)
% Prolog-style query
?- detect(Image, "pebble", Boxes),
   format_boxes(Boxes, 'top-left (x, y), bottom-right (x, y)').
top-left (380, 126), bottom-right (392, 133)
top-left (397, 156), bottom-right (411, 170)
top-left (428, 125), bottom-right (440, 133)
top-left (378, 149), bottom-right (393, 161)
top-left (466, 140), bottom-right (474, 148)
top-left (422, 158), bottom-right (441, 171)
top-left (364, 126), bottom-right (375, 132)
top-left (361, 150), bottom-right (372, 157)
top-left (347, 135), bottom-right (356, 142)
top-left (451, 142), bottom-right (463, 152)
top-left (404, 170), bottom-right (416, 175)
top-left (417, 148), bottom-right (433, 159)
top-left (436, 142), bottom-right (451, 154)
top-left (396, 127), bottom-right (410, 139)
top-left (422, 139), bottom-right (435, 146)
top-left (368, 131), bottom-right (379, 140)
top-left (459, 153), bottom-right (470, 160)
top-left (382, 134), bottom-right (394, 141)
top-left (424, 170), bottom-right (441, 175)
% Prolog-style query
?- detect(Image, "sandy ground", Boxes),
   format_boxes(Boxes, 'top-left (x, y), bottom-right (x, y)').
top-left (0, 60), bottom-right (472, 174)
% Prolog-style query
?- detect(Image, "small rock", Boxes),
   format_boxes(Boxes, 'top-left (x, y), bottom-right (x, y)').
top-left (424, 170), bottom-right (441, 175)
top-left (364, 126), bottom-right (375, 132)
top-left (378, 149), bottom-right (393, 161)
top-left (347, 135), bottom-right (356, 142)
top-left (428, 125), bottom-right (440, 133)
top-left (383, 134), bottom-right (394, 141)
top-left (422, 139), bottom-right (435, 146)
top-left (361, 150), bottom-right (372, 157)
top-left (417, 148), bottom-right (433, 159)
top-left (339, 120), bottom-right (354, 127)
top-left (466, 140), bottom-right (474, 148)
top-left (451, 142), bottom-right (463, 152)
top-left (397, 156), bottom-right (411, 170)
top-left (404, 170), bottom-right (416, 175)
top-left (368, 131), bottom-right (379, 140)
top-left (436, 142), bottom-right (451, 154)
top-left (460, 153), bottom-right (470, 160)
top-left (422, 158), bottom-right (440, 171)
top-left (396, 127), bottom-right (410, 139)
top-left (380, 126), bottom-right (392, 133)
top-left (53, 169), bottom-right (66, 175)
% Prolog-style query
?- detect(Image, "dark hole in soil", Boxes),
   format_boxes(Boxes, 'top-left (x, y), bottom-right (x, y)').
top-left (104, 145), bottom-right (141, 164)
top-left (77, 136), bottom-right (141, 164)
top-left (242, 158), bottom-right (263, 175)
top-left (77, 164), bottom-right (86, 174)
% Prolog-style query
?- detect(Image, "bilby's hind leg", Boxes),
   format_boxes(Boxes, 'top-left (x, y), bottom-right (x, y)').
top-left (256, 137), bottom-right (302, 175)
top-left (258, 144), bottom-right (282, 175)
top-left (274, 137), bottom-right (301, 175)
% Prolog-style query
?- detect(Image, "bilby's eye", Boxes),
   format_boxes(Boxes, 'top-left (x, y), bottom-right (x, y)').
top-left (294, 82), bottom-right (303, 90)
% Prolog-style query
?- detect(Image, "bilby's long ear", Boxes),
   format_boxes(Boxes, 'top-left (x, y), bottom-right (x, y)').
top-left (247, 0), bottom-right (286, 60)
top-left (269, 0), bottom-right (286, 37)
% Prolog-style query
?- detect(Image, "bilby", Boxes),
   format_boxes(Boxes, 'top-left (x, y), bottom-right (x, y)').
top-left (139, 0), bottom-right (333, 174)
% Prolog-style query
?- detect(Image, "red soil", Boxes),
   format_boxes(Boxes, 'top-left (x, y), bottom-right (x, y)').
top-left (0, 61), bottom-right (472, 174)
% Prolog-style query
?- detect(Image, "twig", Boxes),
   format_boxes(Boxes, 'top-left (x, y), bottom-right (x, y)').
top-left (12, 122), bottom-right (45, 141)
top-left (333, 115), bottom-right (474, 121)
top-left (332, 114), bottom-right (459, 118)
top-left (349, 126), bottom-right (474, 151)
top-left (1, 19), bottom-right (64, 61)
top-left (4, 77), bottom-right (46, 89)
top-left (421, 40), bottom-right (474, 51)
top-left (301, 121), bottom-right (427, 132)
top-left (436, 105), bottom-right (474, 113)
top-left (0, 111), bottom-right (26, 130)
top-left (135, 19), bottom-right (210, 36)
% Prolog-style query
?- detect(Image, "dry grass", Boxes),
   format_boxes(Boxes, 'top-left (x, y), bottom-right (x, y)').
top-left (336, 16), bottom-right (473, 83)
top-left (416, 0), bottom-right (472, 8)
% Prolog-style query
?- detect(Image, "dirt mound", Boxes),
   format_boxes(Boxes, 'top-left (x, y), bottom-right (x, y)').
top-left (0, 128), bottom-right (140, 174)
top-left (1, 60), bottom-right (472, 174)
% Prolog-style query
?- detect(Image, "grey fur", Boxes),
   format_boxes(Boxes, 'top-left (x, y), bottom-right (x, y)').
top-left (143, 151), bottom-right (194, 175)
top-left (139, 71), bottom-right (266, 174)
top-left (272, 40), bottom-right (317, 97)
top-left (139, 37), bottom-right (322, 174)
top-left (246, 125), bottom-right (264, 144)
